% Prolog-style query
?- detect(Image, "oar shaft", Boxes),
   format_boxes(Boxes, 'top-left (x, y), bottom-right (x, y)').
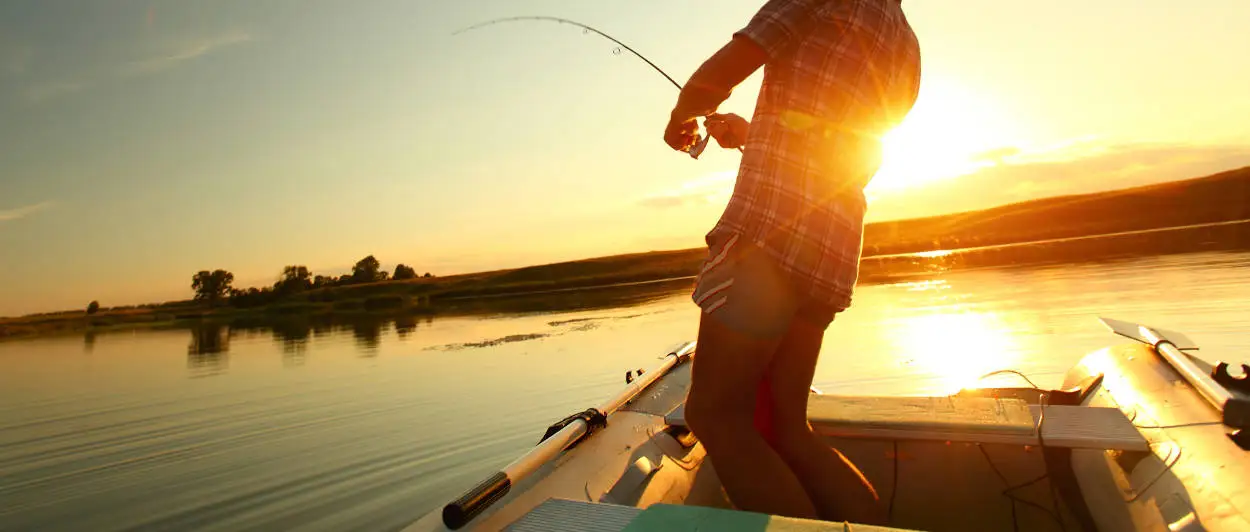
top-left (441, 341), bottom-right (696, 529)
top-left (1146, 328), bottom-right (1234, 412)
top-left (601, 347), bottom-right (686, 413)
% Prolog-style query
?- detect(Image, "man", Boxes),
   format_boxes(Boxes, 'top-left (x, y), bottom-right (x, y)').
top-left (663, 0), bottom-right (921, 523)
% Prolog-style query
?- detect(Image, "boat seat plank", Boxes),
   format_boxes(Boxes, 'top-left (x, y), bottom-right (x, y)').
top-left (665, 395), bottom-right (1149, 452)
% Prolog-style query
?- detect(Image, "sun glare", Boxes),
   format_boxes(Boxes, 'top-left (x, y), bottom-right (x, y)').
top-left (888, 309), bottom-right (1022, 394)
top-left (868, 79), bottom-right (1022, 193)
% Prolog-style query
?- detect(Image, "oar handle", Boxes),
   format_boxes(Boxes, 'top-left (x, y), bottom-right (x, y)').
top-left (442, 472), bottom-right (511, 530)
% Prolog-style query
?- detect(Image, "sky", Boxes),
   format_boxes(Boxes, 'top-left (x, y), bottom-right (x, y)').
top-left (2, 0), bottom-right (1249, 316)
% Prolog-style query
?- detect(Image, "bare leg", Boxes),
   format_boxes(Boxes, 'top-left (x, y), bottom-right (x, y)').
top-left (764, 317), bottom-right (885, 524)
top-left (685, 314), bottom-right (818, 519)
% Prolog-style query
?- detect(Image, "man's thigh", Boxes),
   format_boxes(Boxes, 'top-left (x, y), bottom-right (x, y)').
top-left (689, 235), bottom-right (807, 408)
top-left (692, 234), bottom-right (801, 339)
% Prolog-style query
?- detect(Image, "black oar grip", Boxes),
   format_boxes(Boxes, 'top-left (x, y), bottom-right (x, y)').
top-left (442, 472), bottom-right (511, 530)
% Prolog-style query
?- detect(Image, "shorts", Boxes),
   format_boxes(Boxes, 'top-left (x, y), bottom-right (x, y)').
top-left (691, 233), bottom-right (836, 338)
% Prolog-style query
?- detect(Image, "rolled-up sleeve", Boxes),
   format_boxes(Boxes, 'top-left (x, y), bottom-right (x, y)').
top-left (734, 0), bottom-right (820, 59)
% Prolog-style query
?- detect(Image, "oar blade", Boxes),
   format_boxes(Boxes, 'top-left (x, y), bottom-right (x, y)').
top-left (1099, 317), bottom-right (1199, 350)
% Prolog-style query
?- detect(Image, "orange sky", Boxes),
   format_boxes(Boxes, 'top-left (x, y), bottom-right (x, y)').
top-left (2, 1), bottom-right (1249, 315)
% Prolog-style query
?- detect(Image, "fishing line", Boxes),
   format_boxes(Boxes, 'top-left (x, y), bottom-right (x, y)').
top-left (452, 16), bottom-right (742, 156)
top-left (452, 16), bottom-right (684, 91)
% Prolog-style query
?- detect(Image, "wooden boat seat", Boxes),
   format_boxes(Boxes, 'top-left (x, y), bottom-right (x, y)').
top-left (664, 395), bottom-right (1149, 452)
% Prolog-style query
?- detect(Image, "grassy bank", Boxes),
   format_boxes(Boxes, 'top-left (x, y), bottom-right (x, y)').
top-left (4, 166), bottom-right (1249, 341)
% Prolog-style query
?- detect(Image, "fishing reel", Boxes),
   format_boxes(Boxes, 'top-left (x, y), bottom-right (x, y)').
top-left (686, 131), bottom-right (712, 160)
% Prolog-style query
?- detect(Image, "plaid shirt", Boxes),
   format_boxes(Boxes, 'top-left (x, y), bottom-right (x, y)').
top-left (708, 0), bottom-right (921, 311)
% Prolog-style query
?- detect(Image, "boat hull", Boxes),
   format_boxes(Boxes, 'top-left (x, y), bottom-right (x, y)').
top-left (1065, 342), bottom-right (1250, 531)
top-left (409, 339), bottom-right (1249, 531)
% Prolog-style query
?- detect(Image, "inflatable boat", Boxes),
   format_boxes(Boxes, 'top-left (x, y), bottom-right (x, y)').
top-left (404, 318), bottom-right (1250, 531)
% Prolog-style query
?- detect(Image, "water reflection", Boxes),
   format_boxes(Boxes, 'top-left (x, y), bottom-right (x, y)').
top-left (83, 330), bottom-right (97, 354)
top-left (271, 319), bottom-right (313, 366)
top-left (164, 279), bottom-right (695, 368)
top-left (187, 323), bottom-right (230, 376)
top-left (395, 316), bottom-right (418, 339)
top-left (885, 308), bottom-right (1022, 394)
top-left (351, 318), bottom-right (386, 354)
top-left (435, 278), bottom-right (692, 316)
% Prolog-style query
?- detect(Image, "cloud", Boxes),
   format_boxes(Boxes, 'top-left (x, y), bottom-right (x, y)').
top-left (0, 201), bottom-right (53, 222)
top-left (865, 141), bottom-right (1250, 222)
top-left (637, 171), bottom-right (736, 210)
top-left (14, 30), bottom-right (252, 105)
top-left (123, 32), bottom-right (252, 75)
top-left (24, 81), bottom-right (86, 103)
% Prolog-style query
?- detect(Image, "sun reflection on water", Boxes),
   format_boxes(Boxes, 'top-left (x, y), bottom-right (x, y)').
top-left (886, 309), bottom-right (1022, 394)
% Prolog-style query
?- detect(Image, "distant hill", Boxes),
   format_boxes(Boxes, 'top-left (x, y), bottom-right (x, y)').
top-left (862, 166), bottom-right (1250, 255)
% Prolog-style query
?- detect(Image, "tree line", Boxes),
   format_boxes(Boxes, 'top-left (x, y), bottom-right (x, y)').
top-left (191, 255), bottom-right (432, 307)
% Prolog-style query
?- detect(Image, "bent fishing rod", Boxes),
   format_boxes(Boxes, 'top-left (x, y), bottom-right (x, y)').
top-left (452, 16), bottom-right (742, 157)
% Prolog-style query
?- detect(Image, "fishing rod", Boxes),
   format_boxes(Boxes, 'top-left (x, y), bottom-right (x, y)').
top-left (452, 16), bottom-right (740, 158)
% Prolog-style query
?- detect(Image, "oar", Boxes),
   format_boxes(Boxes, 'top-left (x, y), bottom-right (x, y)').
top-left (1100, 317), bottom-right (1249, 432)
top-left (440, 341), bottom-right (697, 529)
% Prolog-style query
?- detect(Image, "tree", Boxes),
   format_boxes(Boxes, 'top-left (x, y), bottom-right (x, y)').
top-left (192, 270), bottom-right (234, 303)
top-left (393, 264), bottom-right (417, 280)
top-left (312, 275), bottom-right (333, 289)
top-left (229, 286), bottom-right (276, 309)
top-left (282, 265), bottom-right (312, 285)
top-left (276, 265), bottom-right (313, 295)
top-left (423, 272), bottom-right (433, 278)
top-left (86, 301), bottom-right (100, 314)
top-left (352, 255), bottom-right (382, 283)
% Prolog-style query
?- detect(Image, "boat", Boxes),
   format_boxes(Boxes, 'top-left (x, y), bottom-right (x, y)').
top-left (403, 318), bottom-right (1250, 531)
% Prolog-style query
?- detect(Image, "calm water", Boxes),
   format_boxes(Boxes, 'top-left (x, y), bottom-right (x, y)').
top-left (3, 252), bottom-right (1250, 531)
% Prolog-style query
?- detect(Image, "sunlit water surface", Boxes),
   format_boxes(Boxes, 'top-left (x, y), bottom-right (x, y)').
top-left (3, 252), bottom-right (1249, 531)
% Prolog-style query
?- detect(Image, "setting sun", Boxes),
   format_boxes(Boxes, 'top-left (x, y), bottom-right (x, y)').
top-left (868, 77), bottom-right (1025, 193)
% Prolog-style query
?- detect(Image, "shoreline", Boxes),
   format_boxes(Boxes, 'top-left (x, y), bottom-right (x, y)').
top-left (4, 218), bottom-right (1248, 343)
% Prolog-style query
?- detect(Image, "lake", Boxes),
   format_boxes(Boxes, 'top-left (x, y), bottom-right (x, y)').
top-left (3, 251), bottom-right (1249, 531)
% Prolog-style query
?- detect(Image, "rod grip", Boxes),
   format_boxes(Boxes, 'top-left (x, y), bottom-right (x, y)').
top-left (442, 472), bottom-right (511, 530)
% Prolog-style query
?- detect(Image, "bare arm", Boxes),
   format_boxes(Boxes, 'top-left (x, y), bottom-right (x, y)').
top-left (671, 36), bottom-right (768, 122)
top-left (664, 0), bottom-right (816, 153)
top-left (664, 37), bottom-right (766, 152)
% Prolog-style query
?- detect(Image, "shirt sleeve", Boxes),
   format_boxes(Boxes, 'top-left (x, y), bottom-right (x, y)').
top-left (733, 0), bottom-right (821, 59)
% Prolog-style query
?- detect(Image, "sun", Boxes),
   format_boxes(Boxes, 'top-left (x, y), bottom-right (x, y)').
top-left (867, 78), bottom-right (1020, 193)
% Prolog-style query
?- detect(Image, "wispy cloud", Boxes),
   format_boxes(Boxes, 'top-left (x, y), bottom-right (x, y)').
top-left (24, 81), bottom-right (86, 103)
top-left (15, 30), bottom-right (253, 105)
top-left (0, 201), bottom-right (53, 222)
top-left (124, 32), bottom-right (252, 75)
top-left (638, 171), bottom-right (736, 210)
